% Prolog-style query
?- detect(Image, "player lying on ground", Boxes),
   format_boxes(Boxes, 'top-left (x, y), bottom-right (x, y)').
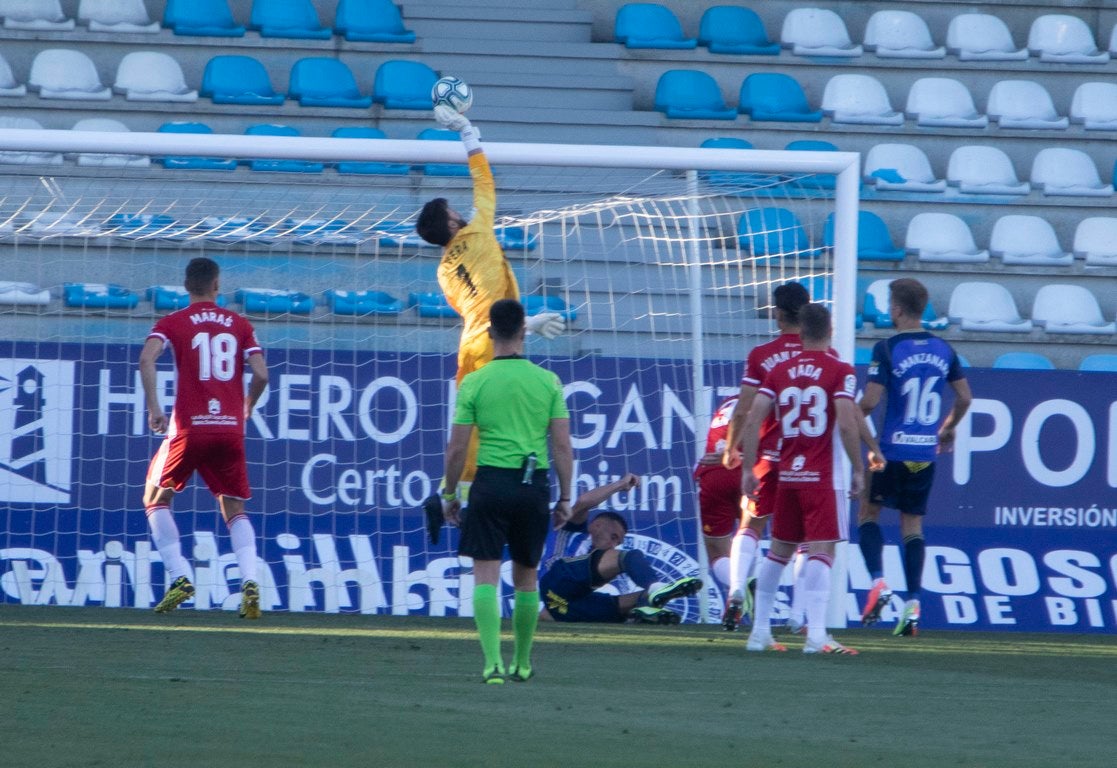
top-left (540, 473), bottom-right (702, 625)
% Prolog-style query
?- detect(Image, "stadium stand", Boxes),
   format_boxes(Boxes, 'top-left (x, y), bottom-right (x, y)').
top-left (986, 80), bottom-right (1068, 130)
top-left (993, 352), bottom-right (1055, 370)
top-left (250, 0), bottom-right (332, 39)
top-left (947, 146), bottom-right (1030, 196)
top-left (946, 13), bottom-right (1027, 61)
top-left (863, 143), bottom-right (946, 193)
top-left (824, 210), bottom-right (904, 262)
top-left (654, 70), bottom-right (735, 120)
top-left (1027, 14), bottom-right (1108, 63)
top-left (1030, 148), bottom-right (1111, 197)
top-left (1073, 217), bottom-right (1117, 266)
top-left (372, 59), bottom-right (438, 109)
top-left (289, 58), bottom-right (372, 108)
top-left (780, 7), bottom-right (862, 58)
top-left (737, 207), bottom-right (823, 261)
top-left (863, 10), bottom-right (944, 59)
top-left (614, 3), bottom-right (696, 49)
top-left (990, 215), bottom-right (1073, 267)
top-left (334, 0), bottom-right (415, 43)
top-left (243, 124), bottom-right (324, 173)
top-left (78, 0), bottom-right (159, 33)
top-left (71, 118), bottom-right (150, 168)
top-left (156, 122), bottom-right (236, 171)
top-left (1031, 285), bottom-right (1115, 335)
top-left (1079, 354), bottom-right (1117, 372)
top-left (415, 128), bottom-right (469, 176)
top-left (948, 282), bottom-right (1033, 333)
top-left (114, 52), bottom-right (198, 103)
top-left (29, 49), bottom-right (111, 100)
top-left (0, 52), bottom-right (26, 97)
top-left (905, 77), bottom-right (988, 128)
top-left (906, 212), bottom-right (989, 264)
top-left (822, 74), bottom-right (902, 125)
top-left (331, 127), bottom-right (409, 175)
top-left (1070, 82), bottom-right (1117, 130)
top-left (697, 6), bottom-right (778, 55)
top-left (0, 0), bottom-right (73, 30)
top-left (201, 55), bottom-right (285, 105)
top-left (164, 0), bottom-right (245, 36)
top-left (738, 72), bottom-right (821, 122)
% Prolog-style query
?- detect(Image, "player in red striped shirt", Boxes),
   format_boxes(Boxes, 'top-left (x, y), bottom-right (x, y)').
top-left (139, 257), bottom-right (270, 618)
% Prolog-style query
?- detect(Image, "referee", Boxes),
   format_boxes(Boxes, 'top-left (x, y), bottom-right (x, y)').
top-left (441, 298), bottom-right (573, 685)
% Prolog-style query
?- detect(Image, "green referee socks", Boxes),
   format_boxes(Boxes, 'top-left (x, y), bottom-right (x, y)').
top-left (473, 584), bottom-right (504, 676)
top-left (512, 589), bottom-right (539, 676)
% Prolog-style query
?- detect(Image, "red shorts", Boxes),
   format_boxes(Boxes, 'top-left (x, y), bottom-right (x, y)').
top-left (747, 458), bottom-right (779, 521)
top-left (147, 431), bottom-right (251, 500)
top-left (695, 465), bottom-right (740, 538)
top-left (771, 485), bottom-right (848, 544)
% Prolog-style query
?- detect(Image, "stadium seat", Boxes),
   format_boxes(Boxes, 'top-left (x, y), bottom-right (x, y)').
top-left (334, 0), bottom-right (415, 43)
top-left (697, 6), bottom-right (779, 55)
top-left (698, 137), bottom-right (772, 188)
top-left (738, 72), bottom-right (822, 122)
top-left (863, 10), bottom-right (945, 59)
top-left (244, 124), bottom-right (324, 173)
top-left (614, 3), bottom-right (695, 49)
top-left (1028, 14), bottom-right (1108, 63)
top-left (236, 288), bottom-right (314, 314)
top-left (863, 144), bottom-right (946, 193)
top-left (79, 0), bottom-right (159, 32)
top-left (325, 289), bottom-right (404, 316)
top-left (0, 0), bottom-right (73, 30)
top-left (409, 291), bottom-right (458, 318)
top-left (29, 49), bottom-right (110, 100)
top-left (146, 285), bottom-right (227, 310)
top-left (1070, 82), bottom-right (1117, 130)
top-left (0, 281), bottom-right (50, 305)
top-left (0, 52), bottom-right (26, 97)
top-left (905, 212), bottom-right (989, 264)
top-left (862, 278), bottom-right (946, 330)
top-left (1079, 354), bottom-right (1117, 372)
top-left (986, 80), bottom-right (1068, 130)
top-left (177, 216), bottom-right (276, 244)
top-left (824, 210), bottom-right (904, 262)
top-left (250, 0), bottom-right (331, 39)
top-left (164, 0), bottom-right (244, 36)
top-left (993, 352), bottom-right (1055, 370)
top-left (108, 213), bottom-right (179, 238)
top-left (524, 294), bottom-right (576, 322)
top-left (280, 217), bottom-right (365, 245)
top-left (373, 59), bottom-right (438, 110)
top-left (780, 8), bottom-right (862, 58)
top-left (289, 58), bottom-right (371, 108)
top-left (854, 347), bottom-right (872, 365)
top-left (821, 74), bottom-right (903, 125)
top-left (201, 55), bottom-right (284, 105)
top-left (63, 283), bottom-right (139, 309)
top-left (990, 215), bottom-right (1073, 266)
top-left (737, 207), bottom-right (823, 262)
top-left (905, 77), bottom-right (988, 128)
top-left (1031, 148), bottom-right (1111, 197)
top-left (654, 70), bottom-right (735, 120)
top-left (785, 140), bottom-right (837, 190)
top-left (331, 127), bottom-right (409, 175)
top-left (1032, 284), bottom-right (1115, 335)
top-left (114, 52), bottom-right (198, 103)
top-left (946, 146), bottom-right (1030, 196)
top-left (157, 122), bottom-right (236, 171)
top-left (72, 118), bottom-right (150, 168)
top-left (1073, 217), bottom-right (1117, 266)
top-left (947, 282), bottom-right (1033, 333)
top-left (416, 128), bottom-right (469, 176)
top-left (0, 116), bottom-right (62, 164)
top-left (946, 13), bottom-right (1027, 61)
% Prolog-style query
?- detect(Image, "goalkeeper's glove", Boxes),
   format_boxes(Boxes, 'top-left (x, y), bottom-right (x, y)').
top-left (525, 312), bottom-right (566, 340)
top-left (434, 105), bottom-right (482, 156)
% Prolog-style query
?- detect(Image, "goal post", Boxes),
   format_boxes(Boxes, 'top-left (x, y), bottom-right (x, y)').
top-left (0, 127), bottom-right (859, 625)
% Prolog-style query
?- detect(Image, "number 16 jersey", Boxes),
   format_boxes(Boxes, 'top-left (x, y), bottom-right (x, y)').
top-left (147, 301), bottom-right (263, 435)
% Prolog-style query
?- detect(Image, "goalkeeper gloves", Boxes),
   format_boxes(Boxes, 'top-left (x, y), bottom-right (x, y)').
top-left (434, 104), bottom-right (481, 152)
top-left (525, 312), bottom-right (566, 340)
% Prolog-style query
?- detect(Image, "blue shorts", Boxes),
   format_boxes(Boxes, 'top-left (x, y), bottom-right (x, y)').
top-left (869, 460), bottom-right (935, 516)
top-left (540, 556), bottom-right (623, 622)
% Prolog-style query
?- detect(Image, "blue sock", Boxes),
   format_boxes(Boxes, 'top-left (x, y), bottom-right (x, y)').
top-left (902, 535), bottom-right (925, 600)
top-left (619, 549), bottom-right (657, 590)
top-left (858, 521), bottom-right (884, 581)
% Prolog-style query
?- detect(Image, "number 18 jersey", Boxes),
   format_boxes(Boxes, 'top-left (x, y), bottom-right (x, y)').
top-left (147, 301), bottom-right (262, 434)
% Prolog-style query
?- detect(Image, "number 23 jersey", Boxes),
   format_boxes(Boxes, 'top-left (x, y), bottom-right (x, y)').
top-left (147, 301), bottom-right (263, 434)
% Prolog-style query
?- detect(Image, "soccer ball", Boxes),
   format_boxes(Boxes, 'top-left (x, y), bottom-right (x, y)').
top-left (431, 76), bottom-right (472, 114)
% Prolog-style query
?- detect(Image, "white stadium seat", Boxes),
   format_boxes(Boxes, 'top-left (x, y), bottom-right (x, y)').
top-left (0, 116), bottom-right (62, 164)
top-left (79, 0), bottom-right (159, 32)
top-left (71, 118), bottom-right (151, 168)
top-left (29, 49), bottom-right (111, 100)
top-left (905, 77), bottom-right (988, 128)
top-left (1074, 217), bottom-right (1117, 266)
top-left (906, 212), bottom-right (989, 264)
top-left (948, 282), bottom-right (1033, 333)
top-left (864, 10), bottom-right (944, 59)
top-left (946, 13), bottom-right (1027, 61)
top-left (986, 80), bottom-right (1069, 130)
top-left (947, 146), bottom-right (1030, 196)
top-left (114, 52), bottom-right (198, 102)
top-left (0, 0), bottom-right (73, 30)
top-left (0, 51), bottom-right (26, 97)
top-left (864, 143), bottom-right (946, 192)
top-left (781, 8), bottom-right (862, 57)
top-left (1030, 147), bottom-right (1111, 197)
top-left (822, 74), bottom-right (903, 125)
top-left (1070, 82), bottom-right (1117, 131)
top-left (1028, 14), bottom-right (1109, 63)
top-left (1032, 285), bottom-right (1115, 335)
top-left (990, 215), bottom-right (1073, 266)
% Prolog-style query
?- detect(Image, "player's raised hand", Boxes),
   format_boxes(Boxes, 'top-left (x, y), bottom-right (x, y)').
top-left (433, 104), bottom-right (471, 133)
top-left (148, 411), bottom-right (168, 434)
top-left (525, 312), bottom-right (566, 339)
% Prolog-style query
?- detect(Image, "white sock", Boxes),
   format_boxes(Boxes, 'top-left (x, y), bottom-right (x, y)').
top-left (227, 515), bottom-right (259, 584)
top-left (729, 529), bottom-right (759, 596)
top-left (751, 554), bottom-right (788, 635)
top-left (146, 505), bottom-right (189, 581)
top-left (789, 548), bottom-right (809, 622)
top-left (710, 556), bottom-right (731, 591)
top-left (803, 555), bottom-right (833, 646)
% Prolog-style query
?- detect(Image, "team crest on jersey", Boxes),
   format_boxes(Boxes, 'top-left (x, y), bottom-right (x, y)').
top-left (791, 455), bottom-right (806, 471)
top-left (208, 398), bottom-right (221, 415)
top-left (0, 359), bottom-right (75, 503)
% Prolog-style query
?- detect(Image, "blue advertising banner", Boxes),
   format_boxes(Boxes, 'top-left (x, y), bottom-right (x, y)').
top-left (1, 343), bottom-right (1114, 633)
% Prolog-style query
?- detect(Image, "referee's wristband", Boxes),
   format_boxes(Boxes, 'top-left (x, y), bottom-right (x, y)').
top-left (441, 490), bottom-right (459, 501)
top-left (557, 498), bottom-right (570, 503)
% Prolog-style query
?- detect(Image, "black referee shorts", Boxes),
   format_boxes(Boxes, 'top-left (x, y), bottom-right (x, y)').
top-left (459, 466), bottom-right (551, 567)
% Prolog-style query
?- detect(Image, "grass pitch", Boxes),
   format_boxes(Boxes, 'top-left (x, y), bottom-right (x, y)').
top-left (1, 605), bottom-right (1114, 768)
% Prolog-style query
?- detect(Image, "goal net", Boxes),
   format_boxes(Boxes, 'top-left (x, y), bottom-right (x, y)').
top-left (0, 128), bottom-right (859, 623)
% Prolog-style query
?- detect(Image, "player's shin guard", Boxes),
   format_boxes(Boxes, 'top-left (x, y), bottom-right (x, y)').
top-left (858, 521), bottom-right (885, 580)
top-left (473, 584), bottom-right (504, 675)
top-left (512, 590), bottom-right (539, 676)
top-left (618, 549), bottom-right (657, 590)
top-left (145, 504), bottom-right (189, 581)
top-left (752, 552), bottom-right (790, 635)
top-left (227, 514), bottom-right (259, 584)
top-left (729, 529), bottom-right (759, 597)
top-left (710, 556), bottom-right (731, 592)
top-left (803, 554), bottom-right (833, 647)
top-left (902, 535), bottom-right (925, 599)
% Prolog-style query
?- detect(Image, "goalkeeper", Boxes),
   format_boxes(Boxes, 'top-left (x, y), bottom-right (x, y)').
top-left (416, 105), bottom-right (566, 514)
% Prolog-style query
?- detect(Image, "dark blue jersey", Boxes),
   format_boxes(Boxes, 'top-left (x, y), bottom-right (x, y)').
top-left (867, 331), bottom-right (966, 462)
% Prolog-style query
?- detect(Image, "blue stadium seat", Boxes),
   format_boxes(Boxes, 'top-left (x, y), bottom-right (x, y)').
top-left (146, 285), bottom-right (227, 310)
top-left (325, 290), bottom-right (404, 316)
top-left (331, 127), bottom-right (409, 175)
top-left (1079, 354), bottom-right (1117, 372)
top-left (785, 139), bottom-right (838, 190)
top-left (993, 352), bottom-right (1055, 370)
top-left (698, 6), bottom-right (779, 55)
top-left (0, 281), bottom-right (50, 306)
top-left (416, 128), bottom-right (469, 176)
top-left (157, 122), bottom-right (237, 171)
top-left (335, 0), bottom-right (415, 43)
top-left (825, 210), bottom-right (904, 262)
top-left (524, 294), bottom-right (576, 322)
top-left (63, 283), bottom-right (139, 309)
top-left (373, 59), bottom-right (438, 109)
top-left (249, 0), bottom-right (331, 39)
top-left (862, 279), bottom-right (946, 330)
top-left (201, 56), bottom-right (284, 105)
top-left (737, 207), bottom-right (822, 261)
top-left (495, 226), bottom-right (538, 251)
top-left (280, 217), bottom-right (364, 245)
top-left (854, 347), bottom-right (873, 365)
top-left (654, 70), bottom-right (736, 120)
top-left (164, 0), bottom-right (244, 36)
top-left (739, 72), bottom-right (822, 122)
top-left (614, 3), bottom-right (696, 49)
top-left (108, 213), bottom-right (179, 238)
top-left (289, 58), bottom-right (371, 108)
top-left (699, 137), bottom-right (774, 188)
top-left (236, 288), bottom-right (315, 314)
top-left (244, 124), bottom-right (324, 173)
top-left (409, 291), bottom-right (459, 318)
top-left (377, 221), bottom-right (434, 248)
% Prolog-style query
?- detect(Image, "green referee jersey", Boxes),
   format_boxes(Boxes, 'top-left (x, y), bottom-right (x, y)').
top-left (452, 356), bottom-right (568, 469)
